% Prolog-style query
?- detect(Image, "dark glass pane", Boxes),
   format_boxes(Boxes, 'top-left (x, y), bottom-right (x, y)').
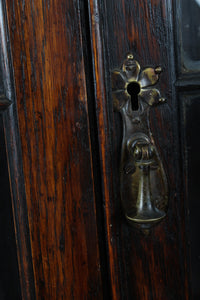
top-left (0, 115), bottom-right (21, 300)
top-left (185, 96), bottom-right (200, 299)
top-left (182, 0), bottom-right (200, 63)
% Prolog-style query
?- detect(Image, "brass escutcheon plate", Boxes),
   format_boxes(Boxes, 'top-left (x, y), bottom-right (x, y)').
top-left (112, 54), bottom-right (168, 230)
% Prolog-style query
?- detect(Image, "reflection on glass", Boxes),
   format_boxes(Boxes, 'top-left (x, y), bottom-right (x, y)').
top-left (182, 0), bottom-right (200, 65)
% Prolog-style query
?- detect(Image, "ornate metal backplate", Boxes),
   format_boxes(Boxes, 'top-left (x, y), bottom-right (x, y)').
top-left (112, 54), bottom-right (168, 229)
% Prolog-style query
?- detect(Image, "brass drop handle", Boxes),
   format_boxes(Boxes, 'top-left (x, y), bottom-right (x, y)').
top-left (112, 54), bottom-right (168, 229)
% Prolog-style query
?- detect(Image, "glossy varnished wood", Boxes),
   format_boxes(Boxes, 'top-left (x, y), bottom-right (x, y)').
top-left (0, 1), bottom-right (33, 298)
top-left (88, 0), bottom-right (189, 299)
top-left (87, 1), bottom-right (121, 299)
top-left (5, 0), bottom-right (103, 299)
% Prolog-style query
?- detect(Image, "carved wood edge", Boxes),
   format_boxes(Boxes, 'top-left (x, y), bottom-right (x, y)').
top-left (0, 1), bottom-right (36, 299)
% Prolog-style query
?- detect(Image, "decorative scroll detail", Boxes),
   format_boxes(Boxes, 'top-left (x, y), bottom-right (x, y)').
top-left (112, 54), bottom-right (168, 229)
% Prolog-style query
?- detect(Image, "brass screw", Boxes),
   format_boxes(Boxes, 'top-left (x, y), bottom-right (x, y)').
top-left (155, 66), bottom-right (162, 74)
top-left (159, 98), bottom-right (166, 103)
top-left (127, 54), bottom-right (134, 60)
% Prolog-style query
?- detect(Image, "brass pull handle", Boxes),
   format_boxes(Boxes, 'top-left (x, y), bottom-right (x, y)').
top-left (112, 54), bottom-right (168, 229)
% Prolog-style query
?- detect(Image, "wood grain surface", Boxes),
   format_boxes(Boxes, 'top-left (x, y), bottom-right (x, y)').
top-left (5, 0), bottom-right (103, 299)
top-left (3, 0), bottom-right (191, 299)
top-left (87, 0), bottom-right (189, 299)
top-left (0, 1), bottom-right (34, 298)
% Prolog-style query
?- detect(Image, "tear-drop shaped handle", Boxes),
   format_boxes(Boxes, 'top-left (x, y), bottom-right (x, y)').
top-left (112, 54), bottom-right (168, 230)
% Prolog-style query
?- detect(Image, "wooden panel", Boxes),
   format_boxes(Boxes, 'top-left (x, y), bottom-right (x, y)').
top-left (0, 1), bottom-right (33, 299)
top-left (5, 0), bottom-right (103, 299)
top-left (88, 0), bottom-right (189, 299)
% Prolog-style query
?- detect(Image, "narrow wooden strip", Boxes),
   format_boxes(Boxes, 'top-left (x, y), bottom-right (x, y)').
top-left (5, 0), bottom-right (103, 298)
top-left (87, 0), bottom-right (122, 298)
top-left (0, 1), bottom-right (35, 299)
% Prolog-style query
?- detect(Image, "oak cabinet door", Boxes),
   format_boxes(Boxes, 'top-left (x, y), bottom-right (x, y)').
top-left (86, 0), bottom-right (198, 299)
top-left (0, 0), bottom-right (199, 299)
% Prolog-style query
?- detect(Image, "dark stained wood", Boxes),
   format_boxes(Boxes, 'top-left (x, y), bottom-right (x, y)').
top-left (88, 0), bottom-right (189, 299)
top-left (2, 0), bottom-right (196, 298)
top-left (0, 1), bottom-right (34, 298)
top-left (86, 1), bottom-right (121, 299)
top-left (5, 0), bottom-right (103, 299)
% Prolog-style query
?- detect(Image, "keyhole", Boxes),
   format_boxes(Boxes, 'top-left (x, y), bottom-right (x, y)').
top-left (127, 81), bottom-right (140, 111)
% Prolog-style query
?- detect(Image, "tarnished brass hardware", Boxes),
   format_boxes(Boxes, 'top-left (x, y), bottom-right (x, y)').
top-left (112, 54), bottom-right (168, 229)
